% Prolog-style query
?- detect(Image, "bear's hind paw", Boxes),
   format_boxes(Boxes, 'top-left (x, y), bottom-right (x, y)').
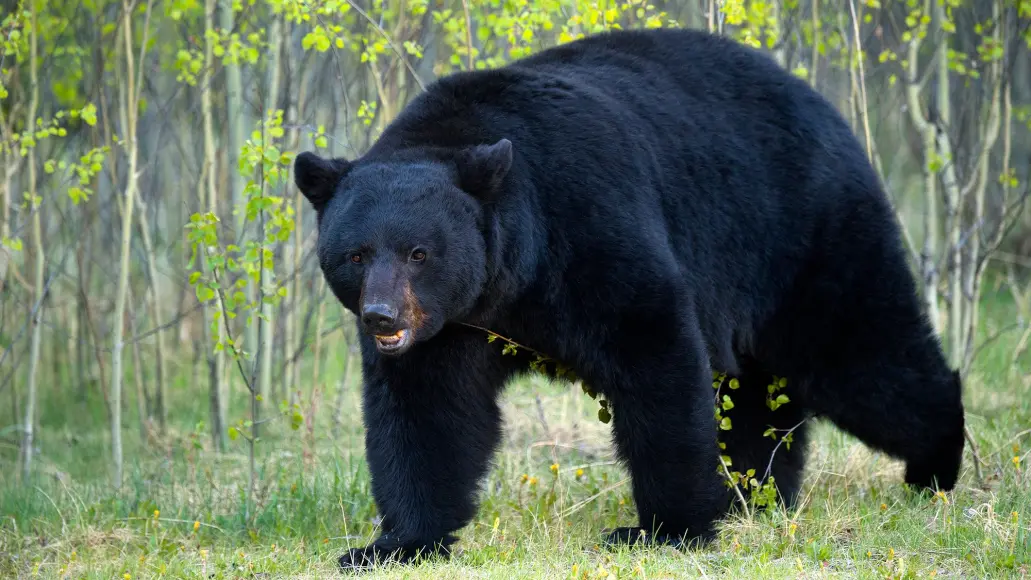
top-left (338, 545), bottom-right (402, 573)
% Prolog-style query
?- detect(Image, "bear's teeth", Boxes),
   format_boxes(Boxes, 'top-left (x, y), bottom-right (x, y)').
top-left (375, 330), bottom-right (406, 344)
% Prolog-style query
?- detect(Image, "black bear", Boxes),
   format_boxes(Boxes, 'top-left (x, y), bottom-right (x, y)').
top-left (294, 27), bottom-right (965, 571)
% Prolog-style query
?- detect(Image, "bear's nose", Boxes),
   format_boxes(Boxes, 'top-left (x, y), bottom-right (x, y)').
top-left (362, 303), bottom-right (398, 332)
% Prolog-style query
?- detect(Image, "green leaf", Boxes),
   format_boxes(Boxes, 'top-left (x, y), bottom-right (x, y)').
top-left (2, 237), bottom-right (23, 252)
top-left (79, 103), bottom-right (98, 126)
top-left (196, 285), bottom-right (215, 303)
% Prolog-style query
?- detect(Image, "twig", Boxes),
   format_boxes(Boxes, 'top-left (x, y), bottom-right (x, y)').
top-left (120, 517), bottom-right (227, 534)
top-left (333, 0), bottom-right (426, 91)
top-left (761, 418), bottom-right (809, 487)
top-left (964, 425), bottom-right (987, 484)
top-left (211, 267), bottom-right (255, 394)
top-left (718, 454), bottom-right (751, 519)
top-left (458, 322), bottom-right (548, 358)
top-left (847, 0), bottom-right (874, 162)
top-left (557, 477), bottom-right (630, 520)
top-left (1008, 429), bottom-right (1031, 445)
top-left (966, 321), bottom-right (1025, 368)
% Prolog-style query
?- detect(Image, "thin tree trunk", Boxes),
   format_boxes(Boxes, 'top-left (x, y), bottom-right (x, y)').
top-left (110, 0), bottom-right (146, 488)
top-left (222, 15), bottom-right (245, 216)
top-left (810, 0), bottom-right (819, 88)
top-left (203, 0), bottom-right (229, 452)
top-left (311, 278), bottom-right (327, 391)
top-left (331, 346), bottom-right (357, 439)
top-left (904, 0), bottom-right (942, 335)
top-left (0, 130), bottom-right (19, 291)
top-left (220, 0), bottom-right (254, 352)
top-left (962, 9), bottom-right (1007, 369)
top-left (66, 297), bottom-right (80, 401)
top-left (286, 34), bottom-right (308, 406)
top-left (931, 0), bottom-right (963, 368)
top-left (136, 198), bottom-right (168, 434)
top-left (191, 148), bottom-right (208, 395)
top-left (130, 289), bottom-right (150, 441)
top-left (769, 0), bottom-right (786, 68)
top-left (20, 0), bottom-right (41, 483)
top-left (257, 13), bottom-right (283, 405)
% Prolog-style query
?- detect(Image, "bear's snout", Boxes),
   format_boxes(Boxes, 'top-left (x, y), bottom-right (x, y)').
top-left (362, 303), bottom-right (399, 334)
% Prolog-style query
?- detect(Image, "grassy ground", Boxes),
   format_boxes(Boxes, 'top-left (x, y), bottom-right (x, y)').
top-left (1, 290), bottom-right (1029, 579)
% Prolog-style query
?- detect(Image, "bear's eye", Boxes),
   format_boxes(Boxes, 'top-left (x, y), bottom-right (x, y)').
top-left (410, 249), bottom-right (427, 263)
top-left (350, 253), bottom-right (363, 264)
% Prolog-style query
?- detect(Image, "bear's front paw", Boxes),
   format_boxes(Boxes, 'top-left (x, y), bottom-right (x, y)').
top-left (337, 535), bottom-right (456, 573)
top-left (602, 526), bottom-right (714, 550)
top-left (603, 526), bottom-right (683, 549)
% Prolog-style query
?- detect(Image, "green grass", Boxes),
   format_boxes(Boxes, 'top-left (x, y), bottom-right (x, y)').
top-left (1, 290), bottom-right (1029, 579)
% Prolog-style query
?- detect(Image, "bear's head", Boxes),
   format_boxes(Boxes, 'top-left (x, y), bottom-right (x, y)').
top-left (293, 139), bottom-right (513, 356)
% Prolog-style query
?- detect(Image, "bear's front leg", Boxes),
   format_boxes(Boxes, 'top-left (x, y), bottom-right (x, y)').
top-left (601, 317), bottom-right (728, 549)
top-left (339, 329), bottom-right (511, 572)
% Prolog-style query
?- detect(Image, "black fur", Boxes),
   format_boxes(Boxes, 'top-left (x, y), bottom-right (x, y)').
top-left (294, 27), bottom-right (965, 571)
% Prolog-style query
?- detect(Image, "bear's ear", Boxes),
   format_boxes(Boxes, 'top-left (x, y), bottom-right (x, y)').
top-left (453, 138), bottom-right (513, 202)
top-left (294, 151), bottom-right (352, 209)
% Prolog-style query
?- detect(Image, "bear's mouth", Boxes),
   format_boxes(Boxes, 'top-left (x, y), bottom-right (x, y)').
top-left (374, 328), bottom-right (413, 355)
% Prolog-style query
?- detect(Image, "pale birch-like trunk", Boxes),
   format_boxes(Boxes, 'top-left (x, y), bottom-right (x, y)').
top-left (130, 289), bottom-right (150, 440)
top-left (65, 298), bottom-right (79, 401)
top-left (904, 0), bottom-right (942, 335)
top-left (256, 14), bottom-right (283, 405)
top-left (310, 278), bottom-right (328, 390)
top-left (203, 0), bottom-right (229, 452)
top-left (809, 0), bottom-right (820, 88)
top-left (220, 0), bottom-right (245, 228)
top-left (960, 5), bottom-right (1006, 370)
top-left (285, 33), bottom-right (309, 405)
top-left (0, 119), bottom-right (19, 290)
top-left (190, 145), bottom-right (208, 394)
top-left (1, 69), bottom-right (22, 427)
top-left (20, 0), bottom-right (41, 482)
top-left (109, 0), bottom-right (147, 488)
top-left (929, 0), bottom-right (964, 369)
top-left (768, 0), bottom-right (785, 68)
top-left (220, 0), bottom-right (255, 353)
top-left (135, 198), bottom-right (168, 433)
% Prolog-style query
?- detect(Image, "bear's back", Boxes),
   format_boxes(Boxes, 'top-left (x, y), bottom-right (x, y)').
top-left (356, 27), bottom-right (903, 374)
top-left (372, 27), bottom-right (871, 218)
top-left (365, 27), bottom-right (886, 299)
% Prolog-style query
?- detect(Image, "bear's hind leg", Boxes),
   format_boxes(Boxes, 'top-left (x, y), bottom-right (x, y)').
top-left (717, 362), bottom-right (810, 509)
top-left (803, 360), bottom-right (964, 493)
